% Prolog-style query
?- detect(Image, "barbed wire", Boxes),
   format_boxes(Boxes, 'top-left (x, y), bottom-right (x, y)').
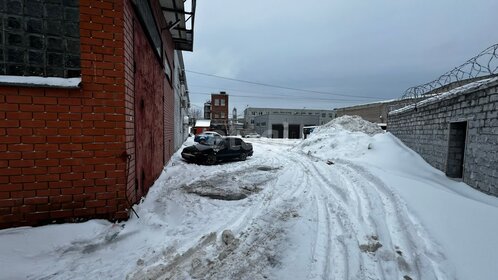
top-left (402, 43), bottom-right (498, 99)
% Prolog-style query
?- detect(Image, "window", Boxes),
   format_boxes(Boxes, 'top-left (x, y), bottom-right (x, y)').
top-left (221, 112), bottom-right (225, 118)
top-left (0, 1), bottom-right (81, 78)
top-left (252, 112), bottom-right (256, 116)
top-left (329, 113), bottom-right (333, 117)
top-left (214, 99), bottom-right (220, 106)
top-left (164, 52), bottom-right (172, 81)
top-left (261, 122), bottom-right (266, 126)
top-left (251, 119), bottom-right (254, 124)
top-left (221, 99), bottom-right (225, 106)
top-left (134, 0), bottom-right (162, 59)
top-left (214, 113), bottom-right (219, 118)
top-left (259, 112), bottom-right (263, 115)
top-left (322, 113), bottom-right (326, 117)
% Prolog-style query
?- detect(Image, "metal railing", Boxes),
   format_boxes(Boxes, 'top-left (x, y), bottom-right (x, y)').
top-left (402, 43), bottom-right (498, 99)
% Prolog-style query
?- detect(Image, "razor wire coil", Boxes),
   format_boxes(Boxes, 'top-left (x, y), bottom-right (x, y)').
top-left (402, 43), bottom-right (498, 99)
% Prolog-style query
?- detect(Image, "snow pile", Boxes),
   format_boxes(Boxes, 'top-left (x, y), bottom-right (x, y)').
top-left (321, 115), bottom-right (384, 136)
top-left (297, 115), bottom-right (383, 159)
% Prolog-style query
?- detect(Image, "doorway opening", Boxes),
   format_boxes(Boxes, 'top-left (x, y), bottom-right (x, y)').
top-left (446, 121), bottom-right (467, 178)
top-left (288, 124), bottom-right (300, 139)
top-left (272, 124), bottom-right (284, 138)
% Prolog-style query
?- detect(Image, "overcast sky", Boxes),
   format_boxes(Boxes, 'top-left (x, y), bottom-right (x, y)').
top-left (183, 0), bottom-right (498, 116)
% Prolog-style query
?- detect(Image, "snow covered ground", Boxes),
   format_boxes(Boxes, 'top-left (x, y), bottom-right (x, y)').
top-left (1, 116), bottom-right (498, 280)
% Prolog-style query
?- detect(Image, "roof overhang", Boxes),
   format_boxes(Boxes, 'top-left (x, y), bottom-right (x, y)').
top-left (160, 0), bottom-right (196, 51)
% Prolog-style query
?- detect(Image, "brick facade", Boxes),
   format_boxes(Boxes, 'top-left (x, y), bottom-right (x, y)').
top-left (387, 80), bottom-right (498, 196)
top-left (0, 0), bottom-right (179, 228)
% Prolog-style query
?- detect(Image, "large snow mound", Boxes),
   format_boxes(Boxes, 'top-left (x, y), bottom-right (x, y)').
top-left (321, 115), bottom-right (383, 136)
top-left (297, 115), bottom-right (383, 159)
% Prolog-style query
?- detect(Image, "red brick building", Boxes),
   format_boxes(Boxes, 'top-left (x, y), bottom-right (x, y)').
top-left (0, 0), bottom-right (195, 228)
top-left (209, 91), bottom-right (229, 134)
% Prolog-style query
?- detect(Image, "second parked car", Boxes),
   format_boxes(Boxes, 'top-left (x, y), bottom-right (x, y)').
top-left (182, 137), bottom-right (253, 165)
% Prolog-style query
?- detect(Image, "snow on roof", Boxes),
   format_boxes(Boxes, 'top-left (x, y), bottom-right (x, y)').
top-left (194, 119), bottom-right (211, 127)
top-left (335, 98), bottom-right (399, 110)
top-left (390, 77), bottom-right (498, 115)
top-left (0, 75), bottom-right (81, 88)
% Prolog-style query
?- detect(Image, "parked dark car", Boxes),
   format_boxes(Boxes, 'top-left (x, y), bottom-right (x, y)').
top-left (182, 137), bottom-right (253, 165)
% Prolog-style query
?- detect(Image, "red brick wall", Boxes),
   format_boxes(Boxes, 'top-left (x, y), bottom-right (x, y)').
top-left (123, 1), bottom-right (137, 204)
top-left (163, 40), bottom-right (175, 163)
top-left (148, 0), bottom-right (176, 165)
top-left (0, 0), bottom-right (177, 229)
top-left (0, 0), bottom-right (128, 228)
top-left (123, 0), bottom-right (175, 203)
top-left (210, 94), bottom-right (229, 128)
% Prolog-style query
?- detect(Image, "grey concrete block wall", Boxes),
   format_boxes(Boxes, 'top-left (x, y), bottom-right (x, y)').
top-left (388, 81), bottom-right (498, 196)
top-left (0, 0), bottom-right (80, 77)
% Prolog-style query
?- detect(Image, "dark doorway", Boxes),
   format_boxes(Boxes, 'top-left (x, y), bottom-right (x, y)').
top-left (272, 124), bottom-right (284, 138)
top-left (446, 121), bottom-right (467, 178)
top-left (288, 124), bottom-right (300, 139)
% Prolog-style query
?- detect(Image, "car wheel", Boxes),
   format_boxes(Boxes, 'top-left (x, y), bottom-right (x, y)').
top-left (239, 152), bottom-right (247, 161)
top-left (206, 154), bottom-right (217, 165)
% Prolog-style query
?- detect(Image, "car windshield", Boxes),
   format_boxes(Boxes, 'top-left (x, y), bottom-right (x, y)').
top-left (198, 135), bottom-right (220, 146)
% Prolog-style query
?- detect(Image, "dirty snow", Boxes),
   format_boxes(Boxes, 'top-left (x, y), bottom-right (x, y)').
top-left (1, 116), bottom-right (498, 280)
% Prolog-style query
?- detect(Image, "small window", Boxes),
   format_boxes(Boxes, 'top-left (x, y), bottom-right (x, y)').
top-left (214, 113), bottom-right (219, 118)
top-left (214, 99), bottom-right (220, 106)
top-left (221, 112), bottom-right (225, 118)
top-left (221, 99), bottom-right (225, 106)
top-left (322, 113), bottom-right (325, 117)
top-left (250, 119), bottom-right (254, 124)
top-left (252, 112), bottom-right (256, 116)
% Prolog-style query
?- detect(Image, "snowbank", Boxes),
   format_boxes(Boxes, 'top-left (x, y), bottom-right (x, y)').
top-left (297, 115), bottom-right (383, 158)
top-left (296, 115), bottom-right (498, 280)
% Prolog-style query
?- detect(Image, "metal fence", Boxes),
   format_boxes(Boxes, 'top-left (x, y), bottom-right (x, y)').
top-left (402, 43), bottom-right (498, 99)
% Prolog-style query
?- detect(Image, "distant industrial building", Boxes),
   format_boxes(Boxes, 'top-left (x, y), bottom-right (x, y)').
top-left (334, 99), bottom-right (425, 129)
top-left (244, 107), bottom-right (335, 138)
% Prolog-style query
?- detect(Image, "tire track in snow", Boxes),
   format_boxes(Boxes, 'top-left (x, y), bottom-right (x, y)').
top-left (141, 141), bottom-right (310, 280)
top-left (334, 160), bottom-right (453, 280)
top-left (291, 152), bottom-right (452, 280)
top-left (286, 154), bottom-right (353, 280)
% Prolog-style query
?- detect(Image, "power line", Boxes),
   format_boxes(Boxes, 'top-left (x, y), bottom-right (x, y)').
top-left (188, 91), bottom-right (372, 103)
top-left (188, 83), bottom-right (382, 101)
top-left (186, 70), bottom-right (380, 100)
